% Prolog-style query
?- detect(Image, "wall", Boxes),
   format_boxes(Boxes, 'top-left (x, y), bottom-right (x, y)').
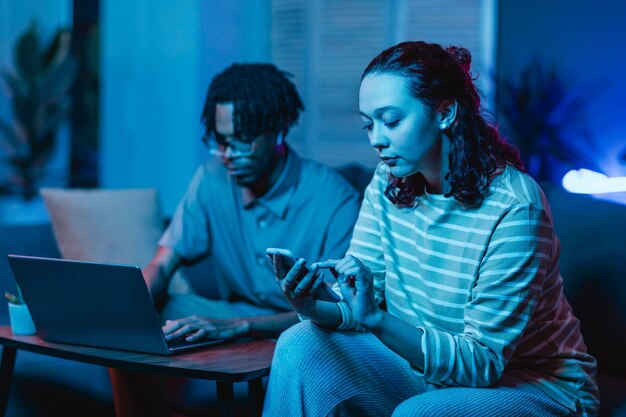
top-left (497, 0), bottom-right (626, 178)
top-left (101, 0), bottom-right (271, 216)
top-left (101, 0), bottom-right (495, 199)
top-left (271, 0), bottom-right (496, 169)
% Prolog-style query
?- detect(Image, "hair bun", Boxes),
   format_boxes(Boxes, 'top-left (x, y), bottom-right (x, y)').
top-left (446, 46), bottom-right (472, 74)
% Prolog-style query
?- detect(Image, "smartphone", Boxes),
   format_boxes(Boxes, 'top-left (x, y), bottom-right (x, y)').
top-left (266, 247), bottom-right (340, 303)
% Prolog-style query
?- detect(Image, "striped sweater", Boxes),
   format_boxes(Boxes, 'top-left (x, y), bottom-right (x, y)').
top-left (339, 164), bottom-right (599, 416)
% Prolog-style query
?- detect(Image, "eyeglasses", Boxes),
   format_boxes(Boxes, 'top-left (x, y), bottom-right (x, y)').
top-left (203, 132), bottom-right (284, 158)
top-left (203, 134), bottom-right (262, 158)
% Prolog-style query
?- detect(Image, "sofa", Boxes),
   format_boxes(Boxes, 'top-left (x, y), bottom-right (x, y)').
top-left (541, 183), bottom-right (626, 416)
top-left (1, 178), bottom-right (625, 416)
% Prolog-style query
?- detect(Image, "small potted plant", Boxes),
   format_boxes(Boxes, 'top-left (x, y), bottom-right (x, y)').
top-left (5, 290), bottom-right (36, 335)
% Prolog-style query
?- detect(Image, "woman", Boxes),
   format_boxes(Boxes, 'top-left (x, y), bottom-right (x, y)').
top-left (263, 41), bottom-right (599, 417)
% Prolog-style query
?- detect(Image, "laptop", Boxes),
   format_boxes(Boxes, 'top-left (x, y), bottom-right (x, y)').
top-left (7, 254), bottom-right (224, 355)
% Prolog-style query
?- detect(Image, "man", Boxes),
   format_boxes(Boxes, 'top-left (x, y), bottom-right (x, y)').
top-left (111, 63), bottom-right (360, 416)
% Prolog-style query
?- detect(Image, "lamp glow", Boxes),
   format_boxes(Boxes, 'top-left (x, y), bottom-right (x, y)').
top-left (562, 169), bottom-right (626, 194)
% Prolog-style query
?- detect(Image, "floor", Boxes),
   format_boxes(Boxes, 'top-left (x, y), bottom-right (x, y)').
top-left (4, 351), bottom-right (115, 417)
top-left (4, 349), bottom-right (259, 417)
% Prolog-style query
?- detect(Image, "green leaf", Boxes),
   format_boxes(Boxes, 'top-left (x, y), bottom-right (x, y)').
top-left (5, 292), bottom-right (21, 304)
top-left (12, 93), bottom-right (38, 130)
top-left (1, 69), bottom-right (28, 98)
top-left (42, 28), bottom-right (72, 70)
top-left (41, 54), bottom-right (78, 102)
top-left (37, 110), bottom-right (64, 140)
top-left (31, 130), bottom-right (55, 168)
top-left (15, 23), bottom-right (41, 83)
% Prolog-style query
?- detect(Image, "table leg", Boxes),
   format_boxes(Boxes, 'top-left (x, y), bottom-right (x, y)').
top-left (248, 378), bottom-right (264, 416)
top-left (0, 347), bottom-right (17, 417)
top-left (216, 381), bottom-right (234, 417)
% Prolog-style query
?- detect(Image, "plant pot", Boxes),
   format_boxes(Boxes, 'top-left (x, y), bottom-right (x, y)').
top-left (8, 302), bottom-right (37, 335)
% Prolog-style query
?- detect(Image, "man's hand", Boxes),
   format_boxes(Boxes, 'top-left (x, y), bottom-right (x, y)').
top-left (162, 316), bottom-right (251, 342)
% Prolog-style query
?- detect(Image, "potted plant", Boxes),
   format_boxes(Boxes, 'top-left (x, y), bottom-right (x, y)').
top-left (0, 22), bottom-right (77, 201)
top-left (5, 290), bottom-right (36, 335)
top-left (497, 59), bottom-right (598, 182)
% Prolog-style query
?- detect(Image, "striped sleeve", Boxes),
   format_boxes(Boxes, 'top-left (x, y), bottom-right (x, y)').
top-left (334, 183), bottom-right (387, 331)
top-left (419, 204), bottom-right (552, 387)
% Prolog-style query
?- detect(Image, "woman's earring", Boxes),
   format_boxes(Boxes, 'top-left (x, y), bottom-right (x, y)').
top-left (440, 122), bottom-right (448, 130)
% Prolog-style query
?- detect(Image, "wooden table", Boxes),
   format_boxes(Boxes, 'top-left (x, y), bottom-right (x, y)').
top-left (0, 326), bottom-right (275, 417)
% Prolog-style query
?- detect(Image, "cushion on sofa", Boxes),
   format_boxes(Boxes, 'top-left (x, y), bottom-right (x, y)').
top-left (41, 188), bottom-right (190, 294)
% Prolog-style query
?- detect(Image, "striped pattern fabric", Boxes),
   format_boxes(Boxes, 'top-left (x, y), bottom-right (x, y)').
top-left (340, 164), bottom-right (599, 416)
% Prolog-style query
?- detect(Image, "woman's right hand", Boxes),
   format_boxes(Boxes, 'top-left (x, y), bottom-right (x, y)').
top-left (274, 256), bottom-right (325, 319)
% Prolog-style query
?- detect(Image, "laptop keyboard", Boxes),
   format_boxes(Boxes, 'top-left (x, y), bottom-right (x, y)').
top-left (166, 334), bottom-right (224, 352)
top-left (167, 334), bottom-right (204, 348)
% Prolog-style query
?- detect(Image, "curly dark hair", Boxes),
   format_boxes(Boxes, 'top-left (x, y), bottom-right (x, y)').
top-left (362, 41), bottom-right (523, 207)
top-left (201, 63), bottom-right (304, 142)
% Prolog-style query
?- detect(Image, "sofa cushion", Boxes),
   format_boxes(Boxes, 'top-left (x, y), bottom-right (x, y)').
top-left (41, 188), bottom-right (190, 294)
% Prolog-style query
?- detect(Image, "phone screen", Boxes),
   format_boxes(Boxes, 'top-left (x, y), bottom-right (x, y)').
top-left (266, 248), bottom-right (300, 279)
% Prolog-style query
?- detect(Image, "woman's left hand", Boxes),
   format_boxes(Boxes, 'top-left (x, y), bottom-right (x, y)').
top-left (315, 255), bottom-right (383, 329)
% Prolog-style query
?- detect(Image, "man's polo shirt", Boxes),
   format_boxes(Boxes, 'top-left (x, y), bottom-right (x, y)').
top-left (159, 149), bottom-right (361, 311)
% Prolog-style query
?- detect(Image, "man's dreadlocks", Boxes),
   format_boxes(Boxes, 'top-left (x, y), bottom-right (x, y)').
top-left (201, 63), bottom-right (304, 142)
